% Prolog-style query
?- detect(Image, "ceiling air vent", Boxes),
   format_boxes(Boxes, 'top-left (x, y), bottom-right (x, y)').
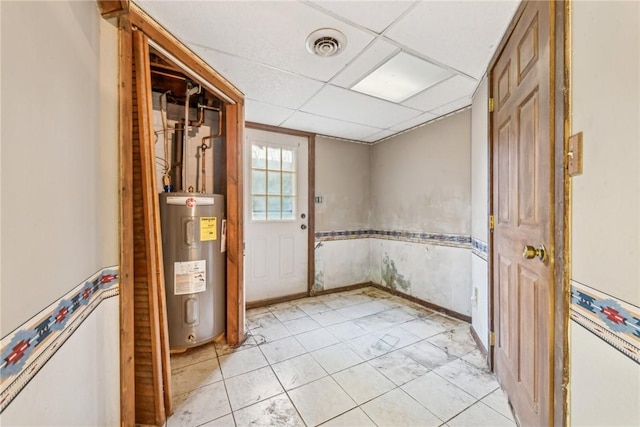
top-left (306, 28), bottom-right (347, 58)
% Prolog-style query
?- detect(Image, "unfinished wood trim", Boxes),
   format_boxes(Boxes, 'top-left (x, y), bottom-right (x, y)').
top-left (246, 292), bottom-right (310, 310)
top-left (225, 103), bottom-right (245, 346)
top-left (143, 44), bottom-right (173, 418)
top-left (98, 0), bottom-right (129, 19)
top-left (307, 135), bottom-right (316, 296)
top-left (553, 1), bottom-right (571, 425)
top-left (128, 3), bottom-right (243, 103)
top-left (132, 30), bottom-right (166, 425)
top-left (118, 16), bottom-right (135, 427)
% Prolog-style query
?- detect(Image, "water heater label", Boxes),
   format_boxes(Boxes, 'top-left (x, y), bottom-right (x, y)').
top-left (174, 260), bottom-right (206, 295)
top-left (200, 217), bottom-right (217, 241)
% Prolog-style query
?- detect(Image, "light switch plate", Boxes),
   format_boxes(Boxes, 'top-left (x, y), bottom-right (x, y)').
top-left (568, 132), bottom-right (583, 176)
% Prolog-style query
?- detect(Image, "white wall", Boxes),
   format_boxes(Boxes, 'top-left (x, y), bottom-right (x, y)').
top-left (569, 1), bottom-right (640, 425)
top-left (369, 110), bottom-right (472, 316)
top-left (470, 77), bottom-right (490, 348)
top-left (314, 136), bottom-right (371, 291)
top-left (0, 2), bottom-right (120, 424)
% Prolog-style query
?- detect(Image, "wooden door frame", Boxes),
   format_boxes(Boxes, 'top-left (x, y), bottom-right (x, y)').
top-left (487, 1), bottom-right (570, 425)
top-left (245, 122), bottom-right (316, 307)
top-left (103, 2), bottom-right (246, 424)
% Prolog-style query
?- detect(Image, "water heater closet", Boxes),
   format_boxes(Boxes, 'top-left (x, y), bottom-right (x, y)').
top-left (150, 52), bottom-right (227, 352)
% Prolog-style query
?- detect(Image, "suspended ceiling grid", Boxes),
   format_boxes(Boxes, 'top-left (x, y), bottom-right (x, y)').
top-left (134, 0), bottom-right (520, 143)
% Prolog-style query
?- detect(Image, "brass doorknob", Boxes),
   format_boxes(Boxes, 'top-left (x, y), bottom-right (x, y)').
top-left (523, 244), bottom-right (547, 262)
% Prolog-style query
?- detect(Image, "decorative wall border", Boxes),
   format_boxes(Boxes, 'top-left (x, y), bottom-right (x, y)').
top-left (570, 281), bottom-right (640, 364)
top-left (472, 237), bottom-right (488, 261)
top-left (0, 266), bottom-right (120, 413)
top-left (315, 229), bottom-right (471, 249)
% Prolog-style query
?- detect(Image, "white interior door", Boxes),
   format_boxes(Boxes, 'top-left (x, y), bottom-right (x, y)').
top-left (244, 128), bottom-right (308, 303)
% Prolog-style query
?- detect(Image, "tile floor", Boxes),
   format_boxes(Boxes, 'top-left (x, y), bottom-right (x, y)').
top-left (167, 287), bottom-right (516, 427)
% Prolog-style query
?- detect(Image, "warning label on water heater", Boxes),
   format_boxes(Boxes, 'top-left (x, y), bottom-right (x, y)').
top-left (200, 217), bottom-right (217, 241)
top-left (174, 260), bottom-right (206, 295)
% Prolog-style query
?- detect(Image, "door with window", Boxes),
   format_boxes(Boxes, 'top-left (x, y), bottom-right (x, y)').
top-left (244, 128), bottom-right (308, 303)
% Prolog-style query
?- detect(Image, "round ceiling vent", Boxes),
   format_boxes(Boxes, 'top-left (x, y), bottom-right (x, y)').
top-left (306, 28), bottom-right (347, 57)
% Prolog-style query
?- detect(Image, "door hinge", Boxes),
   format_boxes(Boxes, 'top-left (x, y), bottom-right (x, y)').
top-left (489, 97), bottom-right (495, 113)
top-left (489, 331), bottom-right (496, 346)
top-left (489, 215), bottom-right (495, 232)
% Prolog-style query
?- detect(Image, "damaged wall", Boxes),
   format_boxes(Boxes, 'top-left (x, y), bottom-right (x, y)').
top-left (369, 110), bottom-right (472, 316)
top-left (314, 137), bottom-right (371, 291)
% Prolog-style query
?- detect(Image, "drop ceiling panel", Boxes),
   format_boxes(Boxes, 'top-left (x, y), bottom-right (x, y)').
top-left (300, 84), bottom-right (421, 128)
top-left (384, 1), bottom-right (519, 78)
top-left (362, 129), bottom-right (399, 143)
top-left (331, 39), bottom-right (398, 88)
top-left (190, 45), bottom-right (324, 110)
top-left (134, 0), bottom-right (521, 143)
top-left (402, 75), bottom-right (478, 111)
top-left (389, 111), bottom-right (438, 132)
top-left (244, 100), bottom-right (295, 127)
top-left (308, 1), bottom-right (416, 33)
top-left (282, 111), bottom-right (383, 141)
top-left (429, 96), bottom-right (472, 116)
top-left (136, 0), bottom-right (375, 82)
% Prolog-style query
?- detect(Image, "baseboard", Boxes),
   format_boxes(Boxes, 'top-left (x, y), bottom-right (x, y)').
top-left (245, 282), bottom-right (472, 324)
top-left (470, 324), bottom-right (488, 356)
top-left (312, 282), bottom-right (372, 296)
top-left (369, 283), bottom-right (472, 323)
top-left (246, 292), bottom-right (310, 309)
top-left (246, 282), bottom-right (374, 309)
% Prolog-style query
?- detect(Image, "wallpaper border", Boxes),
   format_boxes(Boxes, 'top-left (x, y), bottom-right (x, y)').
top-left (570, 281), bottom-right (639, 364)
top-left (471, 237), bottom-right (488, 261)
top-left (315, 229), bottom-right (471, 249)
top-left (0, 266), bottom-right (120, 413)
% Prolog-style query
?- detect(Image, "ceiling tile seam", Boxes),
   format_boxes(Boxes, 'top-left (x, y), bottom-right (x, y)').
top-left (299, 0), bottom-right (383, 38)
top-left (399, 74), bottom-right (468, 106)
top-left (370, 105), bottom-right (472, 145)
top-left (427, 95), bottom-right (472, 114)
top-left (379, 35), bottom-right (479, 82)
top-left (298, 82), bottom-right (425, 118)
top-left (185, 40), bottom-right (331, 85)
top-left (375, 0), bottom-right (424, 36)
top-left (289, 109), bottom-right (388, 134)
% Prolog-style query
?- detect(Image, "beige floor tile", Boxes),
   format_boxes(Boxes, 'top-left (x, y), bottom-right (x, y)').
top-left (225, 366), bottom-right (284, 411)
top-left (447, 401), bottom-right (516, 427)
top-left (288, 377), bottom-right (356, 426)
top-left (233, 393), bottom-right (304, 427)
top-left (361, 388), bottom-right (441, 427)
top-left (332, 362), bottom-right (395, 404)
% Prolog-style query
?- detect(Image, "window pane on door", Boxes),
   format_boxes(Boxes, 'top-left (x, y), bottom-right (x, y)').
top-left (282, 197), bottom-right (295, 220)
top-left (252, 145), bottom-right (266, 168)
top-left (252, 196), bottom-right (266, 220)
top-left (252, 170), bottom-right (266, 194)
top-left (282, 148), bottom-right (295, 171)
top-left (268, 171), bottom-right (281, 195)
top-left (282, 173), bottom-right (295, 195)
top-left (251, 142), bottom-right (296, 221)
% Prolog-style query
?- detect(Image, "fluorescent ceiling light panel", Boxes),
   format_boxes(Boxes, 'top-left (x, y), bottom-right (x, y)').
top-left (351, 52), bottom-right (453, 103)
